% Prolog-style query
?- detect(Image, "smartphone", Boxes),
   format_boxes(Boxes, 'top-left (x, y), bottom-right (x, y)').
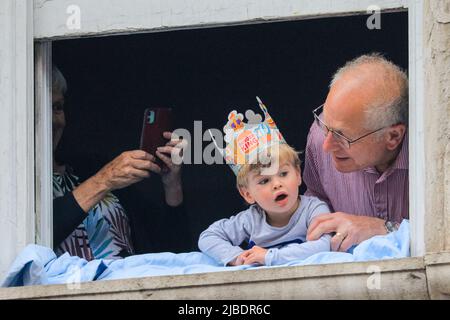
top-left (139, 108), bottom-right (173, 167)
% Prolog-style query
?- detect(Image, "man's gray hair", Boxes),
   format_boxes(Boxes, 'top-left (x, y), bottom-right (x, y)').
top-left (52, 65), bottom-right (68, 95)
top-left (330, 53), bottom-right (408, 131)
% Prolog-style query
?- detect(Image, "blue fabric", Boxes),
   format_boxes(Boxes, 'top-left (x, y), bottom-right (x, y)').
top-left (2, 220), bottom-right (410, 287)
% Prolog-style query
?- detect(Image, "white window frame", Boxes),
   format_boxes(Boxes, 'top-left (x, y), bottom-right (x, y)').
top-left (0, 0), bottom-right (35, 279)
top-left (35, 42), bottom-right (53, 248)
top-left (33, 0), bottom-right (424, 257)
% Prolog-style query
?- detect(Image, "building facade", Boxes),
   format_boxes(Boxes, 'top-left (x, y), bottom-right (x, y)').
top-left (0, 0), bottom-right (449, 299)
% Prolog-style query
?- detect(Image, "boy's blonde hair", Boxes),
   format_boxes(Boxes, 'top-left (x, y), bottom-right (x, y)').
top-left (237, 143), bottom-right (301, 189)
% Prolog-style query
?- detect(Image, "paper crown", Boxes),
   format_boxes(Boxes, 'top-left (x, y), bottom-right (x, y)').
top-left (211, 97), bottom-right (286, 175)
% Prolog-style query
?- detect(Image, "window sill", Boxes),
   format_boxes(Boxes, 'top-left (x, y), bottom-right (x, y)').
top-left (1, 256), bottom-right (437, 299)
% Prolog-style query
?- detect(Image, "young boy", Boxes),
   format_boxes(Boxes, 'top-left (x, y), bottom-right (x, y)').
top-left (198, 98), bottom-right (331, 266)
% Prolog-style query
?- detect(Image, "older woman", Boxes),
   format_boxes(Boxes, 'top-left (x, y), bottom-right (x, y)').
top-left (52, 66), bottom-right (185, 260)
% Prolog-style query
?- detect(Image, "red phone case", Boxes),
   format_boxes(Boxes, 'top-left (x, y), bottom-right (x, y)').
top-left (140, 108), bottom-right (173, 166)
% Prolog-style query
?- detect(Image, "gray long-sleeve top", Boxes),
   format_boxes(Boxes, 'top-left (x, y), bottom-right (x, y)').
top-left (198, 195), bottom-right (331, 266)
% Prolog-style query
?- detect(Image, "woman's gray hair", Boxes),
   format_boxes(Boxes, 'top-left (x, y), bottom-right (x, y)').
top-left (52, 65), bottom-right (68, 95)
top-left (330, 53), bottom-right (408, 131)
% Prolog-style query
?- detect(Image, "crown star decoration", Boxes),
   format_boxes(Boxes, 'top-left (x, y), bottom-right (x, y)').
top-left (219, 97), bottom-right (286, 175)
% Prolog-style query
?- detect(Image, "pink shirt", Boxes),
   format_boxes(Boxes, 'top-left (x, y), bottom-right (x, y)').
top-left (303, 121), bottom-right (409, 223)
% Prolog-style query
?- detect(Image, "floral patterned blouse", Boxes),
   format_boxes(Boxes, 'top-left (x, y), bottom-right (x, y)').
top-left (53, 169), bottom-right (134, 260)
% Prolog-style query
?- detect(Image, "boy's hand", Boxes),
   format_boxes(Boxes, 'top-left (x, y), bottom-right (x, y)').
top-left (242, 246), bottom-right (268, 265)
top-left (227, 246), bottom-right (268, 266)
top-left (228, 251), bottom-right (248, 266)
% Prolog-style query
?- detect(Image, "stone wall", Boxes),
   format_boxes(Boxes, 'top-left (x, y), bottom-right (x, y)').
top-left (423, 0), bottom-right (450, 253)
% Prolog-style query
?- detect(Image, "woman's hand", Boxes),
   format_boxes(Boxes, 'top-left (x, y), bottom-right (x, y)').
top-left (73, 150), bottom-right (158, 212)
top-left (93, 150), bottom-right (159, 191)
top-left (155, 132), bottom-right (184, 187)
top-left (155, 131), bottom-right (185, 206)
top-left (73, 132), bottom-right (186, 212)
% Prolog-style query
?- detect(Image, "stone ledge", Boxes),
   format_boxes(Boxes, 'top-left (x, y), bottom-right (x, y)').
top-left (425, 251), bottom-right (450, 299)
top-left (0, 257), bottom-right (428, 299)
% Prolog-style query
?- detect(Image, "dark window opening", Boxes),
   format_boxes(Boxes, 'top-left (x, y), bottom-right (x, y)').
top-left (53, 11), bottom-right (408, 254)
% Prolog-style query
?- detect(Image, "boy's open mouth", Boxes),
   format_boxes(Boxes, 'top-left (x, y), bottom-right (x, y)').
top-left (275, 193), bottom-right (288, 202)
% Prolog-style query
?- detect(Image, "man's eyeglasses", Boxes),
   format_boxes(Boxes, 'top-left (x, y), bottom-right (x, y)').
top-left (312, 104), bottom-right (387, 149)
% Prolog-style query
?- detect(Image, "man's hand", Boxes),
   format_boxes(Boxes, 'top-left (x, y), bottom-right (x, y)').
top-left (306, 212), bottom-right (387, 252)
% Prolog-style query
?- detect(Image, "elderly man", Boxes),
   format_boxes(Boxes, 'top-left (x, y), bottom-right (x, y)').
top-left (304, 53), bottom-right (408, 252)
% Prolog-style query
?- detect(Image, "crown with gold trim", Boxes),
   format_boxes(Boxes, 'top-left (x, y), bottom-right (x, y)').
top-left (213, 97), bottom-right (286, 175)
